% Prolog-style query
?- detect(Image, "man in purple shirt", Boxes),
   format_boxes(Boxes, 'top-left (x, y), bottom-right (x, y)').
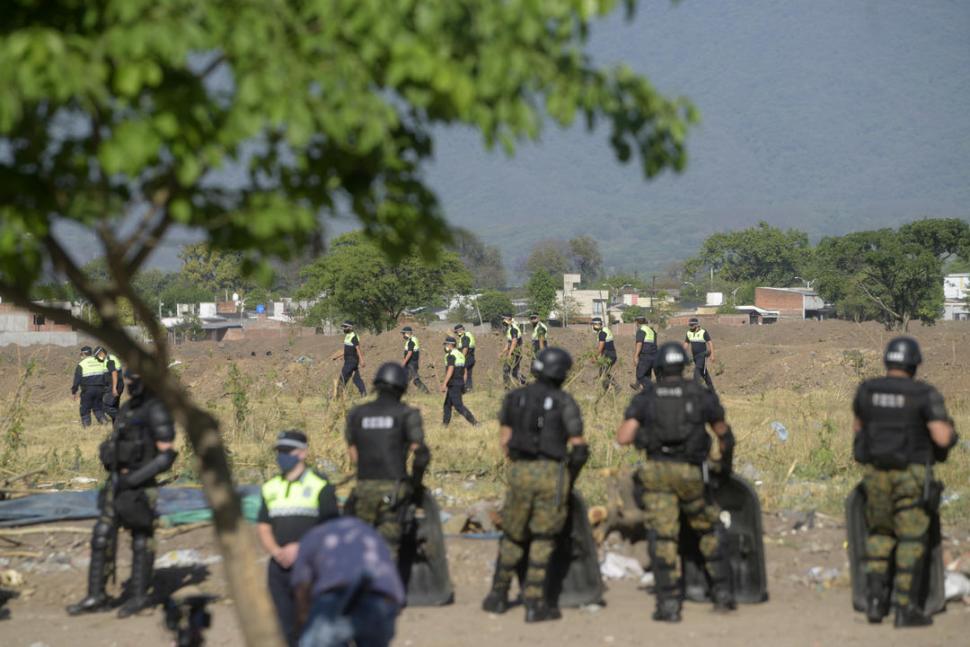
top-left (292, 516), bottom-right (404, 647)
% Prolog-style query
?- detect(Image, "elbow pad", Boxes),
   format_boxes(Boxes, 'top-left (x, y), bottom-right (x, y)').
top-left (934, 430), bottom-right (959, 464)
top-left (119, 449), bottom-right (177, 489)
top-left (718, 426), bottom-right (735, 476)
top-left (411, 444), bottom-right (431, 487)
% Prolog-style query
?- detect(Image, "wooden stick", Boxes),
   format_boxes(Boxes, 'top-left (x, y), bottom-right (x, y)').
top-left (0, 469), bottom-right (46, 487)
top-left (158, 521), bottom-right (211, 538)
top-left (0, 550), bottom-right (42, 559)
top-left (0, 526), bottom-right (90, 537)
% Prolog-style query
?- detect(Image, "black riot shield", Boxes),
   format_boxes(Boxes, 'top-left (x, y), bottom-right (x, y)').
top-left (400, 489), bottom-right (455, 607)
top-left (681, 474), bottom-right (768, 604)
top-left (545, 490), bottom-right (605, 608)
top-left (845, 482), bottom-right (945, 616)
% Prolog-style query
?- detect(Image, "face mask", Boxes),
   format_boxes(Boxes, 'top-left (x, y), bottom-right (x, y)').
top-left (276, 452), bottom-right (301, 474)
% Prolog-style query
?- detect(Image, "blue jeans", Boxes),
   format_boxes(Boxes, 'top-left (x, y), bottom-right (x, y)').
top-left (299, 591), bottom-right (398, 647)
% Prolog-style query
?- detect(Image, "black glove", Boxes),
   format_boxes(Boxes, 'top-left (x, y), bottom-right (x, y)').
top-left (117, 449), bottom-right (177, 489)
top-left (567, 444), bottom-right (590, 480)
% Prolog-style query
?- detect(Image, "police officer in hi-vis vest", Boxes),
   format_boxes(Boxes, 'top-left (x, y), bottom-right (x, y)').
top-left (592, 317), bottom-right (617, 392)
top-left (852, 337), bottom-right (958, 627)
top-left (529, 313), bottom-right (548, 355)
top-left (330, 321), bottom-right (366, 396)
top-left (400, 326), bottom-right (430, 394)
top-left (633, 314), bottom-right (659, 389)
top-left (72, 345), bottom-right (109, 426)
top-left (454, 324), bottom-right (477, 391)
top-left (103, 349), bottom-right (124, 422)
top-left (683, 317), bottom-right (715, 390)
top-left (441, 336), bottom-right (478, 426)
top-left (501, 314), bottom-right (526, 389)
top-left (257, 431), bottom-right (339, 646)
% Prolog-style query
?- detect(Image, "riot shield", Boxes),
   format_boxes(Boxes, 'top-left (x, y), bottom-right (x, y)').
top-left (400, 489), bottom-right (455, 607)
top-left (546, 490), bottom-right (606, 608)
top-left (681, 474), bottom-right (768, 604)
top-left (845, 482), bottom-right (945, 616)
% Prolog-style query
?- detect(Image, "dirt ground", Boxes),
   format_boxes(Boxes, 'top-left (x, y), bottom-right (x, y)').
top-left (2, 511), bottom-right (969, 646)
top-left (2, 320), bottom-right (970, 644)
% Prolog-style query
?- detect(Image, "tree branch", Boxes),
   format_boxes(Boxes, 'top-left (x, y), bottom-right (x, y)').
top-left (122, 188), bottom-right (173, 274)
top-left (857, 281), bottom-right (902, 322)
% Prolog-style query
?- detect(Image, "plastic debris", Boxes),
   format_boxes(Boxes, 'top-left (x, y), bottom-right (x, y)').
top-left (0, 569), bottom-right (24, 587)
top-left (296, 355), bottom-right (313, 365)
top-left (945, 572), bottom-right (970, 601)
top-left (806, 566), bottom-right (840, 585)
top-left (154, 549), bottom-right (222, 569)
top-left (638, 572), bottom-right (655, 589)
top-left (599, 552), bottom-right (644, 580)
top-left (942, 492), bottom-right (960, 506)
top-left (770, 421), bottom-right (789, 442)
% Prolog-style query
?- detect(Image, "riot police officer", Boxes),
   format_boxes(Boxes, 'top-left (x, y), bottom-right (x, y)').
top-left (330, 321), bottom-right (366, 396)
top-left (441, 336), bottom-right (478, 426)
top-left (257, 430), bottom-right (339, 646)
top-left (632, 314), bottom-right (658, 389)
top-left (400, 326), bottom-right (430, 394)
top-left (346, 363), bottom-right (431, 561)
top-left (103, 348), bottom-right (124, 422)
top-left (454, 324), bottom-right (477, 391)
top-left (72, 345), bottom-right (108, 426)
top-left (67, 369), bottom-right (177, 618)
top-left (482, 347), bottom-right (589, 623)
top-left (591, 317), bottom-right (617, 391)
top-left (852, 337), bottom-right (957, 627)
top-left (615, 342), bottom-right (737, 622)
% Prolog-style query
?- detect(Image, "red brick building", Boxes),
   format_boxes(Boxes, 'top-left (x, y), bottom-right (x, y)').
top-left (754, 288), bottom-right (827, 320)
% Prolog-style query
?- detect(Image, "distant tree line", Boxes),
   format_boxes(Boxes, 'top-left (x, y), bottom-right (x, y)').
top-left (684, 218), bottom-right (970, 330)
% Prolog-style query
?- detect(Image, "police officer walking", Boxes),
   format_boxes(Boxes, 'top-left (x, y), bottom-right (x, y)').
top-left (615, 342), bottom-right (737, 622)
top-left (632, 314), bottom-right (658, 390)
top-left (330, 321), bottom-right (366, 396)
top-left (345, 363), bottom-right (431, 561)
top-left (852, 337), bottom-right (958, 627)
top-left (591, 317), bottom-right (617, 392)
top-left (71, 345), bottom-right (109, 426)
top-left (482, 347), bottom-right (588, 623)
top-left (454, 324), bottom-right (476, 392)
top-left (529, 313), bottom-right (548, 356)
top-left (67, 369), bottom-right (178, 618)
top-left (683, 317), bottom-right (715, 390)
top-left (441, 336), bottom-right (478, 426)
top-left (400, 326), bottom-right (430, 394)
top-left (500, 314), bottom-right (526, 389)
top-left (257, 430), bottom-right (339, 646)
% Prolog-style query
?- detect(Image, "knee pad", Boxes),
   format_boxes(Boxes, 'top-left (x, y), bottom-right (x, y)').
top-left (91, 521), bottom-right (115, 550)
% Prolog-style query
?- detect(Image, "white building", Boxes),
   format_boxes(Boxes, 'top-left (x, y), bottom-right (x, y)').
top-left (553, 274), bottom-right (609, 323)
top-left (943, 273), bottom-right (969, 321)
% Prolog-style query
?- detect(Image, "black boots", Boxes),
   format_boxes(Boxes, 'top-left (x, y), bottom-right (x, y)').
top-left (651, 566), bottom-right (682, 623)
top-left (481, 585), bottom-right (510, 614)
top-left (894, 606), bottom-right (933, 628)
top-left (66, 545), bottom-right (110, 615)
top-left (865, 573), bottom-right (890, 624)
top-left (524, 598), bottom-right (561, 623)
top-left (117, 535), bottom-right (154, 618)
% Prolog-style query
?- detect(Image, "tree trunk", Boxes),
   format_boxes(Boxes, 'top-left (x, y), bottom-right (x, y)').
top-left (161, 380), bottom-right (285, 647)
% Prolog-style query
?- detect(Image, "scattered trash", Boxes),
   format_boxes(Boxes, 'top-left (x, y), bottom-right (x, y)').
top-left (806, 566), bottom-right (840, 586)
top-left (154, 549), bottom-right (222, 569)
top-left (0, 569), bottom-right (24, 587)
top-left (265, 351), bottom-right (272, 356)
top-left (770, 421), bottom-right (789, 442)
top-left (167, 360), bottom-right (183, 368)
top-left (579, 603), bottom-right (604, 614)
top-left (945, 572), bottom-right (970, 601)
top-left (738, 462), bottom-right (762, 482)
top-left (600, 552), bottom-right (644, 580)
top-left (70, 477), bottom-right (98, 486)
top-left (296, 355), bottom-right (313, 365)
top-left (942, 492), bottom-right (960, 506)
top-left (638, 572), bottom-right (655, 589)
top-left (792, 510), bottom-right (816, 531)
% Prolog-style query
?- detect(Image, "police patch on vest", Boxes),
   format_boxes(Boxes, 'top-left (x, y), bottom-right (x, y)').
top-left (362, 416), bottom-right (395, 429)
top-left (872, 393), bottom-right (905, 408)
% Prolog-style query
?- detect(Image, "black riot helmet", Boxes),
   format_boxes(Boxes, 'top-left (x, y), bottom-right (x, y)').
top-left (373, 362), bottom-right (408, 397)
top-left (531, 347), bottom-right (573, 386)
top-left (655, 342), bottom-right (688, 377)
top-left (883, 336), bottom-right (922, 375)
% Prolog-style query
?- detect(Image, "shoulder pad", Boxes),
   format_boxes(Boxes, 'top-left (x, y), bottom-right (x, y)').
top-left (147, 399), bottom-right (176, 442)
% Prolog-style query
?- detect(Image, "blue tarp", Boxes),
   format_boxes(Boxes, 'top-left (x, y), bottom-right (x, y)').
top-left (0, 485), bottom-right (262, 528)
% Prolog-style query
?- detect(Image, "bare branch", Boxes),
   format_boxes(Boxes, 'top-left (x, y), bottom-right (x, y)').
top-left (857, 282), bottom-right (901, 321)
top-left (123, 188), bottom-right (174, 274)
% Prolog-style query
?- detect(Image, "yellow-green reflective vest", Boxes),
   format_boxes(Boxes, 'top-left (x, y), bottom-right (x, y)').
top-left (108, 353), bottom-right (122, 372)
top-left (404, 335), bottom-right (420, 352)
top-left (597, 326), bottom-right (614, 343)
top-left (506, 322), bottom-right (521, 341)
top-left (638, 325), bottom-right (656, 343)
top-left (461, 331), bottom-right (476, 349)
top-left (686, 328), bottom-right (707, 343)
top-left (447, 348), bottom-right (466, 368)
top-left (79, 356), bottom-right (107, 378)
top-left (532, 322), bottom-right (548, 340)
top-left (344, 332), bottom-right (358, 346)
top-left (260, 471), bottom-right (328, 519)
